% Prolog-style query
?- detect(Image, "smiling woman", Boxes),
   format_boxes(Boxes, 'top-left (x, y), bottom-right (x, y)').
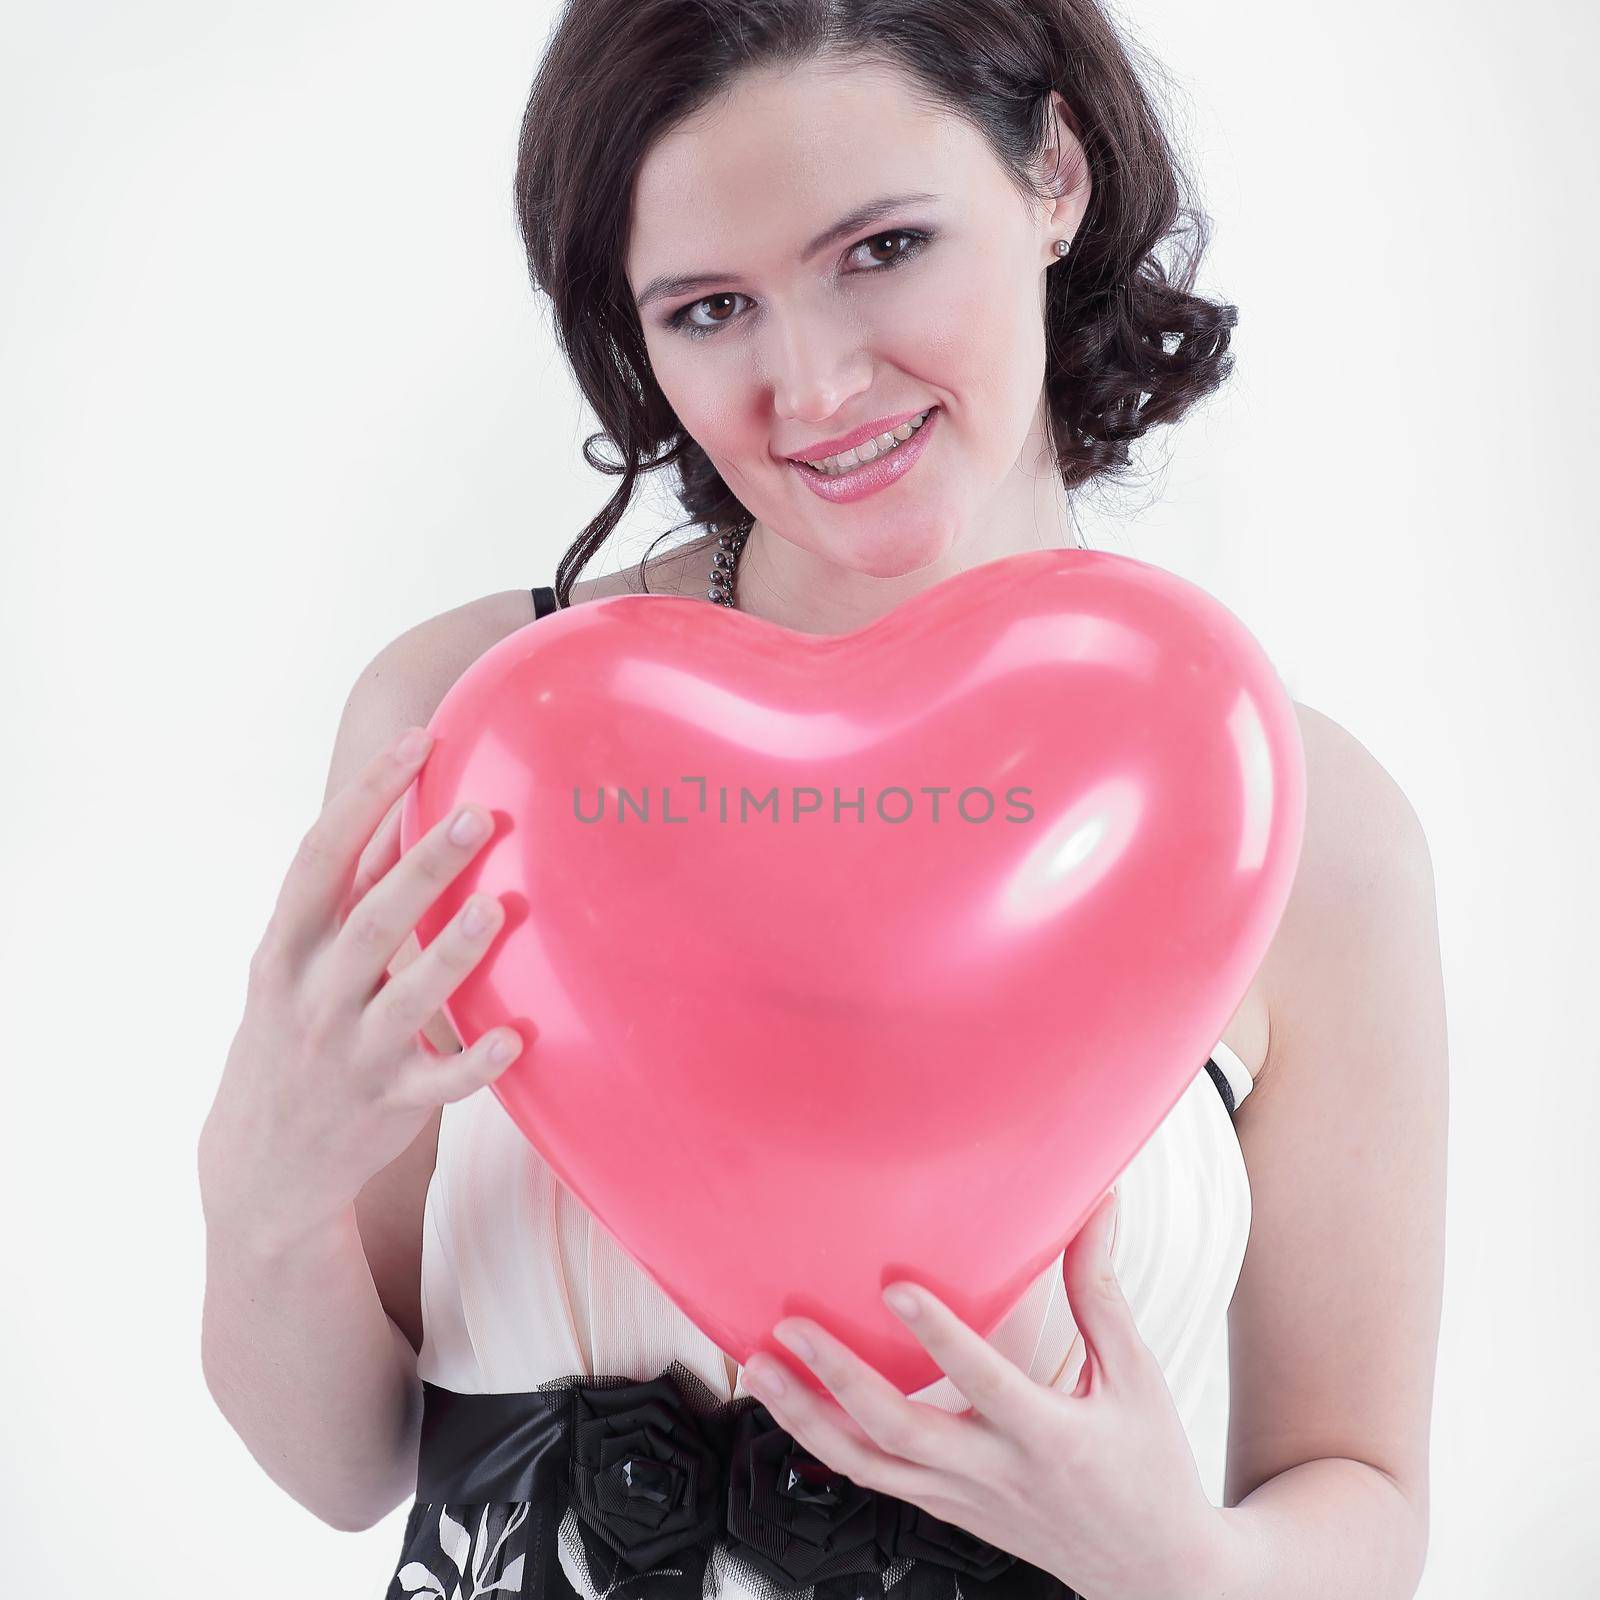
top-left (180, 0), bottom-right (1454, 1587)
top-left (353, 2), bottom-right (1444, 1599)
top-left (514, 0), bottom-right (1238, 623)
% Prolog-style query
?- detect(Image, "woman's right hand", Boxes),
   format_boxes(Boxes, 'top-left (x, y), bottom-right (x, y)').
top-left (198, 725), bottom-right (524, 1252)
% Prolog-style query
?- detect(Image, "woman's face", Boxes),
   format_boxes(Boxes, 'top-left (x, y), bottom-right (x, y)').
top-left (626, 56), bottom-right (1090, 579)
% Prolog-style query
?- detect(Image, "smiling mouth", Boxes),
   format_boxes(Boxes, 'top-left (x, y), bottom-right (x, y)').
top-left (795, 408), bottom-right (937, 476)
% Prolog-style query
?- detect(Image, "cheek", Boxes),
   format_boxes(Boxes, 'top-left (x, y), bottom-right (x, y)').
top-left (906, 262), bottom-right (1045, 460)
top-left (927, 247), bottom-right (1033, 351)
top-left (651, 350), bottom-right (751, 452)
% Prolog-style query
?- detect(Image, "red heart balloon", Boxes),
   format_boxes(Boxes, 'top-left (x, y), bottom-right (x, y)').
top-left (400, 547), bottom-right (1304, 1395)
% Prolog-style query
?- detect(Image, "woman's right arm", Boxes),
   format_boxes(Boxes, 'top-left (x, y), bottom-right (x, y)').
top-left (197, 1192), bottom-right (425, 1533)
top-left (197, 653), bottom-right (525, 1534)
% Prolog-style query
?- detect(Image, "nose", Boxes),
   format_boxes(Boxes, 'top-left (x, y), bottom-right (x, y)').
top-left (764, 303), bottom-right (874, 428)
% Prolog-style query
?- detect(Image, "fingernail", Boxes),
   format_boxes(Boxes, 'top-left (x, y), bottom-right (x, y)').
top-left (747, 1357), bottom-right (787, 1397)
top-left (883, 1287), bottom-right (920, 1320)
top-left (395, 728), bottom-right (431, 763)
top-left (774, 1324), bottom-right (816, 1361)
top-left (450, 807), bottom-right (488, 845)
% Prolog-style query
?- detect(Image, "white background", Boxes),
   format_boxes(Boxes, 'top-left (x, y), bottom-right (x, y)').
top-left (2, 0), bottom-right (1596, 1594)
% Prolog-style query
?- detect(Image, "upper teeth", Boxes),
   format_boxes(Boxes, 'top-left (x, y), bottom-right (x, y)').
top-left (800, 409), bottom-right (932, 475)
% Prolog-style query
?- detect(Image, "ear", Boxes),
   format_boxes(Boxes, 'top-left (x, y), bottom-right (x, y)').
top-left (1036, 88), bottom-right (1092, 244)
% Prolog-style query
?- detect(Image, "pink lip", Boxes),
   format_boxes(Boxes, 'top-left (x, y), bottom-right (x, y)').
top-left (784, 407), bottom-right (934, 464)
top-left (787, 404), bottom-right (940, 505)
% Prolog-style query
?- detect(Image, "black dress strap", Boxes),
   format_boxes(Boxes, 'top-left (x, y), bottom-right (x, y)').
top-left (1203, 1056), bottom-right (1236, 1116)
top-left (531, 584), bottom-right (558, 619)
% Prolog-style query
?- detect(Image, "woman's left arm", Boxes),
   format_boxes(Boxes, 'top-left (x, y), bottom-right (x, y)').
top-left (1217, 701), bottom-right (1449, 1597)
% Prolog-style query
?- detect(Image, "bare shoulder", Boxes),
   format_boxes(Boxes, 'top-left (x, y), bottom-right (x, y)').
top-left (1254, 700), bottom-right (1437, 1094)
top-left (1287, 702), bottom-right (1431, 867)
top-left (345, 588), bottom-right (544, 744)
top-left (332, 564), bottom-right (689, 799)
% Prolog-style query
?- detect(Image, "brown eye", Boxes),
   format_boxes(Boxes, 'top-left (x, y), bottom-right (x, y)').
top-left (862, 233), bottom-right (909, 265)
top-left (669, 290), bottom-right (751, 338)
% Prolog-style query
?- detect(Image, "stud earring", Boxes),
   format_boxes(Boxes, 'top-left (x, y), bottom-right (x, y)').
top-left (1054, 238), bottom-right (1070, 257)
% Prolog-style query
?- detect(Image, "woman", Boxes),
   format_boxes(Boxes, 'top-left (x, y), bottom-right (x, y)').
top-left (197, 2), bottom-right (1447, 1597)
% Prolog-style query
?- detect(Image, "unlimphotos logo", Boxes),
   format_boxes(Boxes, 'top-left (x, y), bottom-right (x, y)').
top-left (572, 776), bottom-right (1035, 825)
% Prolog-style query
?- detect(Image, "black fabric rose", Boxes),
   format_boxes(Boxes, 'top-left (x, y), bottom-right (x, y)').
top-left (725, 1402), bottom-right (887, 1592)
top-left (566, 1373), bottom-right (724, 1574)
top-left (880, 1496), bottom-right (1020, 1583)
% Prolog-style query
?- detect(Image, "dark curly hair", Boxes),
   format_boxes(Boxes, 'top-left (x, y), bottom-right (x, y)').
top-left (514, 0), bottom-right (1238, 608)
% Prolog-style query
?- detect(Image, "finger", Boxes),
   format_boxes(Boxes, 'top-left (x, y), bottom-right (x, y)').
top-left (742, 1349), bottom-right (951, 1505)
top-left (378, 931), bottom-right (464, 1055)
top-left (765, 1314), bottom-right (995, 1478)
top-left (874, 1283), bottom-right (1043, 1435)
top-left (1061, 1187), bottom-right (1144, 1383)
top-left (391, 1015), bottom-right (525, 1109)
top-left (328, 799), bottom-right (499, 1004)
top-left (363, 887), bottom-right (507, 1053)
top-left (342, 793), bottom-right (405, 924)
top-left (266, 726), bottom-right (435, 961)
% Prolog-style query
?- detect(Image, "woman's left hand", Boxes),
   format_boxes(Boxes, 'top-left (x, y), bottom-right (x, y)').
top-left (741, 1188), bottom-right (1235, 1600)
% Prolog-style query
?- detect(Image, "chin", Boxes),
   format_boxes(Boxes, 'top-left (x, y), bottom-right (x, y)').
top-left (847, 523), bottom-right (957, 581)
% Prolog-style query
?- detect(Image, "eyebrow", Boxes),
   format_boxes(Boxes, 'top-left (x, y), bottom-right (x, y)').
top-left (633, 191), bottom-right (941, 311)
